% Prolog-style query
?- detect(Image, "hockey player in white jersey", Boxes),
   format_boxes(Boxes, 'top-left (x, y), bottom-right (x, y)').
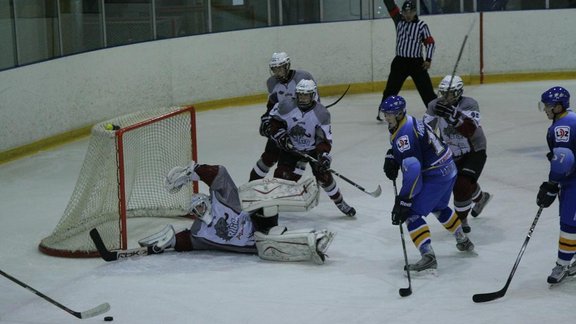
top-left (423, 75), bottom-right (492, 233)
top-left (265, 79), bottom-right (356, 217)
top-left (138, 161), bottom-right (334, 265)
top-left (249, 52), bottom-right (319, 182)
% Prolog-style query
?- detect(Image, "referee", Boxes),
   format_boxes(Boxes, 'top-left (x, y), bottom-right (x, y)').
top-left (378, 0), bottom-right (437, 121)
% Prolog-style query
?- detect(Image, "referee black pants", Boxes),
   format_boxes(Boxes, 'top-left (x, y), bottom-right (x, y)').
top-left (380, 56), bottom-right (437, 110)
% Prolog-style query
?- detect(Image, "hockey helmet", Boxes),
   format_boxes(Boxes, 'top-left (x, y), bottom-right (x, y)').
top-left (540, 86), bottom-right (570, 110)
top-left (438, 75), bottom-right (464, 104)
top-left (296, 79), bottom-right (317, 111)
top-left (379, 95), bottom-right (406, 115)
top-left (269, 52), bottom-right (291, 82)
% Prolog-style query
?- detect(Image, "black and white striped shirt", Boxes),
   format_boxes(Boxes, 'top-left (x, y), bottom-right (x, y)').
top-left (395, 19), bottom-right (435, 60)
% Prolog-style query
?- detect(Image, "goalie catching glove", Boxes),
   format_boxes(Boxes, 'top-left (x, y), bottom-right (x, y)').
top-left (255, 226), bottom-right (335, 265)
top-left (434, 100), bottom-right (461, 126)
top-left (164, 161), bottom-right (200, 194)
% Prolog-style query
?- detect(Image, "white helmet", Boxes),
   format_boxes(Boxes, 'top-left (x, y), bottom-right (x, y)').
top-left (295, 79), bottom-right (317, 110)
top-left (438, 75), bottom-right (464, 104)
top-left (269, 52), bottom-right (291, 82)
top-left (269, 52), bottom-right (290, 67)
top-left (188, 193), bottom-right (212, 225)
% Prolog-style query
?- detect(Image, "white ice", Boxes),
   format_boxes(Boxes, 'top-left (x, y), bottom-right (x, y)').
top-left (1, 80), bottom-right (576, 324)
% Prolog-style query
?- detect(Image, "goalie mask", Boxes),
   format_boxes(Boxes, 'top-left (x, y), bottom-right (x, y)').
top-left (438, 75), bottom-right (464, 105)
top-left (188, 193), bottom-right (212, 224)
top-left (269, 52), bottom-right (291, 83)
top-left (295, 79), bottom-right (317, 111)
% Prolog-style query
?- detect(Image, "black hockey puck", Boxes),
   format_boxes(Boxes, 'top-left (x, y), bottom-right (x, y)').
top-left (104, 316), bottom-right (114, 321)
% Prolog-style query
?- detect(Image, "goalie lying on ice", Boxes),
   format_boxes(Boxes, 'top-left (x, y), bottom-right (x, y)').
top-left (138, 161), bottom-right (334, 265)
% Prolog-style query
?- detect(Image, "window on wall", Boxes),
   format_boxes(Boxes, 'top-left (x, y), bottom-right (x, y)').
top-left (105, 0), bottom-right (153, 47)
top-left (281, 0), bottom-right (320, 25)
top-left (60, 0), bottom-right (104, 55)
top-left (14, 0), bottom-right (61, 65)
top-left (0, 1), bottom-right (16, 70)
top-left (155, 0), bottom-right (208, 38)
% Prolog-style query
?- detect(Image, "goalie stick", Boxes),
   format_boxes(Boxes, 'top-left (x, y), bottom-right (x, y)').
top-left (325, 84), bottom-right (351, 109)
top-left (394, 181), bottom-right (412, 297)
top-left (300, 153), bottom-right (381, 197)
top-left (472, 207), bottom-right (543, 303)
top-left (0, 268), bottom-right (110, 319)
top-left (90, 228), bottom-right (158, 262)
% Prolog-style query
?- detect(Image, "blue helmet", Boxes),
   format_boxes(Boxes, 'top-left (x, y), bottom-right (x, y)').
top-left (540, 86), bottom-right (570, 109)
top-left (379, 95), bottom-right (406, 115)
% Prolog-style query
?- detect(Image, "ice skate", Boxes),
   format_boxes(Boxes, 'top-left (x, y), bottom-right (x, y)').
top-left (548, 263), bottom-right (570, 284)
top-left (336, 200), bottom-right (356, 217)
top-left (471, 192), bottom-right (492, 217)
top-left (455, 231), bottom-right (475, 252)
top-left (404, 252), bottom-right (437, 275)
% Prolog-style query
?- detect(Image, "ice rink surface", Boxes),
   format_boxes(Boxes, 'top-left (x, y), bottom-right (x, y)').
top-left (1, 80), bottom-right (576, 323)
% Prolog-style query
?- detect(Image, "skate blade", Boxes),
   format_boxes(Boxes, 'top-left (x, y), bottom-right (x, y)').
top-left (404, 268), bottom-right (438, 278)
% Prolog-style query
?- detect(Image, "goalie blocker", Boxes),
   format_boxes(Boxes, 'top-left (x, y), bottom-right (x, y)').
top-left (131, 162), bottom-right (334, 265)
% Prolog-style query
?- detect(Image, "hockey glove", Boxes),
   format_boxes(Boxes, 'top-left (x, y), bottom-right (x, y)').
top-left (272, 129), bottom-right (294, 152)
top-left (317, 152), bottom-right (332, 173)
top-left (435, 101), bottom-right (461, 126)
top-left (537, 181), bottom-right (559, 208)
top-left (259, 114), bottom-right (272, 137)
top-left (391, 196), bottom-right (412, 225)
top-left (383, 149), bottom-right (400, 180)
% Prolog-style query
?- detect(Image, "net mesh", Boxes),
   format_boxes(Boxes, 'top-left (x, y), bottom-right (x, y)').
top-left (39, 106), bottom-right (197, 257)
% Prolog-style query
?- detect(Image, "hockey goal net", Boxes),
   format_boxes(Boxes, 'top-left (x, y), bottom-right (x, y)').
top-left (39, 106), bottom-right (198, 258)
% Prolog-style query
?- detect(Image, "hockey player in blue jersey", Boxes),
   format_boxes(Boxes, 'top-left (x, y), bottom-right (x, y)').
top-left (536, 86), bottom-right (576, 284)
top-left (381, 95), bottom-right (474, 273)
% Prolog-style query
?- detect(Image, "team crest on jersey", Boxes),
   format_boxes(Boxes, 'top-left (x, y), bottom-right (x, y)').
top-left (396, 135), bottom-right (411, 152)
top-left (554, 126), bottom-right (570, 143)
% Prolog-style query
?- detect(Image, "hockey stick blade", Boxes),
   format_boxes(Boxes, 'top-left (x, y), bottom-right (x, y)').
top-left (0, 269), bottom-right (110, 319)
top-left (78, 302), bottom-right (111, 319)
top-left (325, 84), bottom-right (351, 108)
top-left (399, 287), bottom-right (412, 297)
top-left (89, 228), bottom-right (154, 262)
top-left (472, 290), bottom-right (505, 303)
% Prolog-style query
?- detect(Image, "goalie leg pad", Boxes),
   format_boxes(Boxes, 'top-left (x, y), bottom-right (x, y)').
top-left (255, 226), bottom-right (335, 265)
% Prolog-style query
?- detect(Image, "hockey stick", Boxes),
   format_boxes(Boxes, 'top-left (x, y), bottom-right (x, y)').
top-left (90, 228), bottom-right (157, 262)
top-left (0, 268), bottom-right (110, 319)
top-left (472, 207), bottom-right (543, 303)
top-left (300, 153), bottom-right (382, 197)
top-left (325, 84), bottom-right (351, 108)
top-left (443, 16), bottom-right (477, 95)
top-left (394, 180), bottom-right (412, 297)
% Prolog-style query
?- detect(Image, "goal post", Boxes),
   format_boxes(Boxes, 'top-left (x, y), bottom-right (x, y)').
top-left (39, 106), bottom-right (198, 258)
